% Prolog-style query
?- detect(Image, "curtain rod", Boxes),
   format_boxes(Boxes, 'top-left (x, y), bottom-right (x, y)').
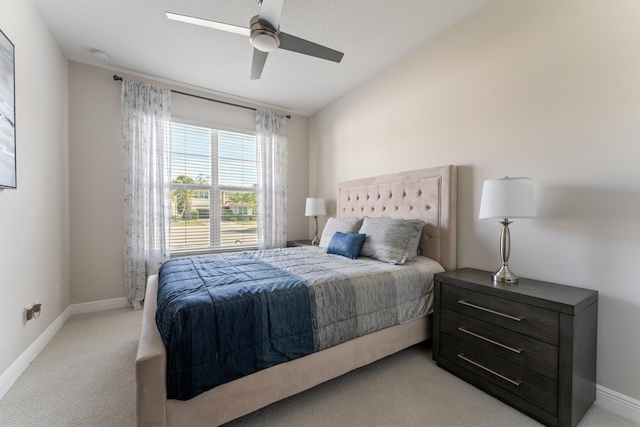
top-left (113, 75), bottom-right (291, 119)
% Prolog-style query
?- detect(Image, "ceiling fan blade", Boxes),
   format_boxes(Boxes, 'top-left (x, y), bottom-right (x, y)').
top-left (251, 49), bottom-right (269, 80)
top-left (279, 32), bottom-right (344, 63)
top-left (166, 12), bottom-right (250, 37)
top-left (258, 0), bottom-right (285, 29)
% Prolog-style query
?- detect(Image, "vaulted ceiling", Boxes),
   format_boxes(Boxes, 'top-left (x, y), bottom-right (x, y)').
top-left (33, 0), bottom-right (491, 116)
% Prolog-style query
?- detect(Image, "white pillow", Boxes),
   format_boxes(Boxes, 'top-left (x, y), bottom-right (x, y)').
top-left (319, 217), bottom-right (364, 248)
top-left (359, 217), bottom-right (425, 264)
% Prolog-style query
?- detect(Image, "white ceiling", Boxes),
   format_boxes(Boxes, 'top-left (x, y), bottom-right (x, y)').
top-left (33, 0), bottom-right (491, 116)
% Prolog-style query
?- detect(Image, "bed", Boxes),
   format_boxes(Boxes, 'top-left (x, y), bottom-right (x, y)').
top-left (136, 165), bottom-right (457, 426)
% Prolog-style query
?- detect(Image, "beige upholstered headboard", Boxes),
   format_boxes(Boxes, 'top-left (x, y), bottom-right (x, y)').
top-left (337, 165), bottom-right (457, 271)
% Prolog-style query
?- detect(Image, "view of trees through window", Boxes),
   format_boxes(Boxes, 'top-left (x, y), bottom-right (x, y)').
top-left (170, 121), bottom-right (258, 251)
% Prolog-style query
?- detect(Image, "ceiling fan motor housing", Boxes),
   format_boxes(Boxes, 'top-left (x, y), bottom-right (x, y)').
top-left (250, 15), bottom-right (280, 52)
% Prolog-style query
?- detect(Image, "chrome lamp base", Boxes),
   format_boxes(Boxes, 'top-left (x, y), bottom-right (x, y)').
top-left (311, 216), bottom-right (320, 246)
top-left (492, 218), bottom-right (520, 284)
top-left (492, 264), bottom-right (519, 284)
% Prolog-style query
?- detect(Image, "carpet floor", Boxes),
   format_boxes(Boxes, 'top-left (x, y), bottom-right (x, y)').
top-left (0, 308), bottom-right (636, 427)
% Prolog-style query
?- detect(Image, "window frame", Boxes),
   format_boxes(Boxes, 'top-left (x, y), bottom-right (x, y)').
top-left (169, 118), bottom-right (258, 257)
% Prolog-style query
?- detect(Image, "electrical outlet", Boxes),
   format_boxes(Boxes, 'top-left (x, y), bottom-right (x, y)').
top-left (33, 300), bottom-right (42, 318)
top-left (25, 305), bottom-right (34, 322)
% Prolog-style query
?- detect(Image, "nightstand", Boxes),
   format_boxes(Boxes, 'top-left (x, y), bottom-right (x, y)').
top-left (286, 240), bottom-right (314, 247)
top-left (433, 268), bottom-right (598, 427)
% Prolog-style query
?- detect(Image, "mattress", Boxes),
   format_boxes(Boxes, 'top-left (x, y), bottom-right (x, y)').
top-left (156, 246), bottom-right (444, 400)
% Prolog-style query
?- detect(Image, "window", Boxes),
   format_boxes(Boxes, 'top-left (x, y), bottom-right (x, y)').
top-left (170, 121), bottom-right (258, 252)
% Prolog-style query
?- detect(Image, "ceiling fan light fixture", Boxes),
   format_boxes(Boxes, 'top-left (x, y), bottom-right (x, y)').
top-left (250, 15), bottom-right (280, 52)
top-left (251, 32), bottom-right (279, 52)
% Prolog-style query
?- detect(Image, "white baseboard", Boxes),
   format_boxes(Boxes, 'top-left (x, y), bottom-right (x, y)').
top-left (70, 297), bottom-right (128, 315)
top-left (0, 306), bottom-right (71, 400)
top-left (596, 384), bottom-right (640, 423)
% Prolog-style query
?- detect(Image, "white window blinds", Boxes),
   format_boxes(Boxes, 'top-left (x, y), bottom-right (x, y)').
top-left (170, 121), bottom-right (259, 252)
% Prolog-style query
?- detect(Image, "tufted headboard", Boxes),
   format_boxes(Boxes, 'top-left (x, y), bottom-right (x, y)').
top-left (337, 165), bottom-right (457, 271)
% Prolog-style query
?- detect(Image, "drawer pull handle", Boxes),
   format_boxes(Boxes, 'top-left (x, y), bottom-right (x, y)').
top-left (458, 300), bottom-right (523, 322)
top-left (457, 353), bottom-right (522, 386)
top-left (458, 327), bottom-right (522, 354)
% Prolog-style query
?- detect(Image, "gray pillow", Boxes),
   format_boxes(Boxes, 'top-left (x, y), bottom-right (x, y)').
top-left (405, 230), bottom-right (423, 262)
top-left (319, 217), bottom-right (364, 248)
top-left (359, 217), bottom-right (425, 264)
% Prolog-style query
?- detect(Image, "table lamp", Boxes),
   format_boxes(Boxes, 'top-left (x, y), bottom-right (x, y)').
top-left (305, 197), bottom-right (326, 246)
top-left (479, 177), bottom-right (537, 284)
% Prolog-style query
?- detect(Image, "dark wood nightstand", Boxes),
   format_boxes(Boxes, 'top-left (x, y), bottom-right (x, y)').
top-left (286, 240), bottom-right (314, 247)
top-left (433, 268), bottom-right (598, 427)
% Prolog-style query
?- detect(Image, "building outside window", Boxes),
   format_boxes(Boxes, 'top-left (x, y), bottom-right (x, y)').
top-left (170, 120), bottom-right (258, 252)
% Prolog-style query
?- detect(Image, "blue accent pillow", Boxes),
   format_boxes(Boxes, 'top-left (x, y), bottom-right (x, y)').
top-left (326, 232), bottom-right (366, 260)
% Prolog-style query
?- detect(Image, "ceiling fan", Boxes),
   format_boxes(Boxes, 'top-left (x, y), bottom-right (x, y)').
top-left (166, 0), bottom-right (344, 80)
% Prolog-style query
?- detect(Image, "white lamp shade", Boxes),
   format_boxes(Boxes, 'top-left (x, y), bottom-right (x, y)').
top-left (479, 177), bottom-right (537, 219)
top-left (305, 198), bottom-right (326, 217)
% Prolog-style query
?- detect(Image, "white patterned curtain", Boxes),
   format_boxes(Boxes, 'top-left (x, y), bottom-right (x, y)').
top-left (121, 79), bottom-right (171, 310)
top-left (256, 109), bottom-right (288, 249)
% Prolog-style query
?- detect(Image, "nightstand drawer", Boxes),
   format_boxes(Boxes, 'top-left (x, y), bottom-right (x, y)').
top-left (440, 336), bottom-right (558, 416)
top-left (287, 240), bottom-right (313, 247)
top-left (441, 283), bottom-right (560, 345)
top-left (440, 308), bottom-right (558, 380)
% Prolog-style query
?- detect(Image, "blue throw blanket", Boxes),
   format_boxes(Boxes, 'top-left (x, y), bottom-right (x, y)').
top-left (157, 252), bottom-right (317, 400)
top-left (156, 248), bottom-right (441, 400)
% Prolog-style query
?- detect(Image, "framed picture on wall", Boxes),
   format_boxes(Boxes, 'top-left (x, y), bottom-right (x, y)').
top-left (0, 28), bottom-right (16, 189)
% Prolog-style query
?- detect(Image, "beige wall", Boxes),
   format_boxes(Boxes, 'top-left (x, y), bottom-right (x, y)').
top-left (68, 62), bottom-right (309, 304)
top-left (310, 0), bottom-right (640, 401)
top-left (0, 0), bottom-right (69, 374)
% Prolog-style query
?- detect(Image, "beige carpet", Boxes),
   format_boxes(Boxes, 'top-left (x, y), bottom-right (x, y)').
top-left (0, 308), bottom-right (637, 427)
